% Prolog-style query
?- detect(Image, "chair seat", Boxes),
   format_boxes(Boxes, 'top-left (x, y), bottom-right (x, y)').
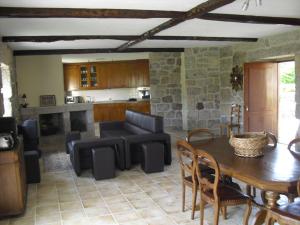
top-left (272, 201), bottom-right (300, 221)
top-left (204, 184), bottom-right (248, 202)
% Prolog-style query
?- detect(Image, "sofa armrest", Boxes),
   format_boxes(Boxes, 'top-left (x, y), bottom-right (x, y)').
top-left (65, 131), bottom-right (81, 153)
top-left (99, 121), bottom-right (124, 130)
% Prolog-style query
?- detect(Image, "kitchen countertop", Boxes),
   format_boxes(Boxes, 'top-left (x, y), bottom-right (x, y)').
top-left (92, 99), bottom-right (150, 104)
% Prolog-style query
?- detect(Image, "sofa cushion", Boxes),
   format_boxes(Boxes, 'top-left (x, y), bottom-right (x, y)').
top-left (101, 129), bottom-right (134, 138)
top-left (125, 110), bottom-right (164, 133)
top-left (124, 122), bottom-right (151, 135)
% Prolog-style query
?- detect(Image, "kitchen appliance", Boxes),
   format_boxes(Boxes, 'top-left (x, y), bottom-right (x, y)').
top-left (65, 96), bottom-right (85, 104)
top-left (0, 133), bottom-right (14, 150)
top-left (137, 87), bottom-right (150, 99)
top-left (0, 117), bottom-right (17, 151)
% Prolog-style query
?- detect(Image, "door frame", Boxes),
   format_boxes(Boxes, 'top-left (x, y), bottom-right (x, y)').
top-left (243, 62), bottom-right (279, 136)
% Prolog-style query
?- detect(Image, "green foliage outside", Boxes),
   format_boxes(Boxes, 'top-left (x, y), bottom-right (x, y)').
top-left (281, 68), bottom-right (295, 84)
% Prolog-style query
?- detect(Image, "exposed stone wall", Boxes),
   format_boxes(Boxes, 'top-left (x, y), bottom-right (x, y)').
top-left (0, 42), bottom-right (19, 119)
top-left (184, 47), bottom-right (221, 134)
top-left (182, 28), bottom-right (300, 133)
top-left (149, 52), bottom-right (182, 129)
top-left (219, 28), bottom-right (300, 130)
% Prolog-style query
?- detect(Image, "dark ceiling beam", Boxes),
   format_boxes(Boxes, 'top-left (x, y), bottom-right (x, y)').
top-left (0, 7), bottom-right (299, 26)
top-left (2, 35), bottom-right (258, 43)
top-left (200, 13), bottom-right (300, 26)
top-left (13, 48), bottom-right (185, 56)
top-left (1, 7), bottom-right (300, 26)
top-left (150, 36), bottom-right (257, 42)
top-left (2, 35), bottom-right (139, 42)
top-left (116, 0), bottom-right (236, 51)
top-left (0, 7), bottom-right (183, 18)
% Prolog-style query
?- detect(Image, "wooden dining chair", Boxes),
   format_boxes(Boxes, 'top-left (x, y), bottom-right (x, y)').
top-left (264, 181), bottom-right (300, 225)
top-left (220, 104), bottom-right (241, 137)
top-left (288, 137), bottom-right (300, 159)
top-left (176, 140), bottom-right (198, 219)
top-left (186, 128), bottom-right (214, 143)
top-left (192, 148), bottom-right (252, 225)
top-left (177, 140), bottom-right (213, 219)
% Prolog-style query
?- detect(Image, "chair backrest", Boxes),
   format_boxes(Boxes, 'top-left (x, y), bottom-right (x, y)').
top-left (186, 128), bottom-right (214, 143)
top-left (288, 137), bottom-right (300, 159)
top-left (176, 140), bottom-right (196, 181)
top-left (230, 104), bottom-right (241, 125)
top-left (192, 148), bottom-right (221, 201)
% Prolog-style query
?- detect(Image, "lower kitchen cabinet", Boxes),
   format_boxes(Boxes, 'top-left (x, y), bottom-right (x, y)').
top-left (93, 101), bottom-right (150, 122)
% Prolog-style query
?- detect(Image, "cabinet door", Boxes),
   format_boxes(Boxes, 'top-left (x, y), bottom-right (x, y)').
top-left (96, 63), bottom-right (108, 89)
top-left (79, 65), bottom-right (89, 89)
top-left (141, 60), bottom-right (150, 86)
top-left (63, 64), bottom-right (80, 91)
top-left (89, 64), bottom-right (98, 88)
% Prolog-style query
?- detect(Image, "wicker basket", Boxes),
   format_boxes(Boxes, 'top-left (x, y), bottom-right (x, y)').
top-left (229, 132), bottom-right (268, 157)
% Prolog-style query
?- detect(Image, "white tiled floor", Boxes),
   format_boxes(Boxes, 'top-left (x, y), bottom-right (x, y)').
top-left (0, 129), bottom-right (261, 225)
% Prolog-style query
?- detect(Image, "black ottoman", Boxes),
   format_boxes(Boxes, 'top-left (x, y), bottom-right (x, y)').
top-left (140, 142), bottom-right (164, 173)
top-left (24, 150), bottom-right (41, 183)
top-left (92, 147), bottom-right (115, 180)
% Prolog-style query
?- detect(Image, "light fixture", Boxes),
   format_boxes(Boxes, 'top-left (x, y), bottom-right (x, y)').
top-left (242, 0), bottom-right (250, 11)
top-left (242, 0), bottom-right (262, 11)
top-left (256, 0), bottom-right (262, 6)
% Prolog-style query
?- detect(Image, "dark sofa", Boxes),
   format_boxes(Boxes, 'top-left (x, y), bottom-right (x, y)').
top-left (100, 110), bottom-right (171, 169)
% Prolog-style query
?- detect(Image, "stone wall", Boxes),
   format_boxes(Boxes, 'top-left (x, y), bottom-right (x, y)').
top-left (219, 28), bottom-right (300, 129)
top-left (182, 28), bottom-right (300, 132)
top-left (149, 52), bottom-right (182, 129)
top-left (184, 47), bottom-right (221, 134)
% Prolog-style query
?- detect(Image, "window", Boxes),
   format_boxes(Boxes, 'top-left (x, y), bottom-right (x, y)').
top-left (1, 63), bottom-right (13, 117)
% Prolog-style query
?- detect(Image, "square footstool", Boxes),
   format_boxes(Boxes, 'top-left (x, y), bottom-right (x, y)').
top-left (92, 147), bottom-right (115, 180)
top-left (140, 142), bottom-right (164, 173)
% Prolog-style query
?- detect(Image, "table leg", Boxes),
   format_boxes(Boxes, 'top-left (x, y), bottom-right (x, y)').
top-left (252, 191), bottom-right (279, 225)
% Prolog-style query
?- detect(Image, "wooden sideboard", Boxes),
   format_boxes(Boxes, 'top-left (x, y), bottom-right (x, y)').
top-left (0, 140), bottom-right (27, 217)
top-left (94, 101), bottom-right (150, 122)
top-left (64, 59), bottom-right (150, 91)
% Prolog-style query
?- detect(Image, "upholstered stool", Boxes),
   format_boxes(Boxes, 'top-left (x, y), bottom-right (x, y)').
top-left (24, 150), bottom-right (41, 183)
top-left (92, 147), bottom-right (115, 180)
top-left (140, 142), bottom-right (164, 173)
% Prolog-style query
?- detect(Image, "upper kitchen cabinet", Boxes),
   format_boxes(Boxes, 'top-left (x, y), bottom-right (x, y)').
top-left (63, 64), bottom-right (80, 91)
top-left (63, 59), bottom-right (150, 91)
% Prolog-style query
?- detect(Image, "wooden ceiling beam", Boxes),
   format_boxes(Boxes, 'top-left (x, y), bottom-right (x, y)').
top-left (0, 7), bottom-right (299, 26)
top-left (2, 35), bottom-right (138, 42)
top-left (13, 48), bottom-right (185, 56)
top-left (0, 7), bottom-right (183, 18)
top-left (200, 13), bottom-right (300, 26)
top-left (2, 35), bottom-right (258, 43)
top-left (116, 0), bottom-right (236, 51)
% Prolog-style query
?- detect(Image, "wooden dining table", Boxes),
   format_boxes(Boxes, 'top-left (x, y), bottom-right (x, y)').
top-left (190, 136), bottom-right (300, 225)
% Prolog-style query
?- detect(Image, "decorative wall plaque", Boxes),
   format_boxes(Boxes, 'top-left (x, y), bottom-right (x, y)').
top-left (230, 65), bottom-right (243, 92)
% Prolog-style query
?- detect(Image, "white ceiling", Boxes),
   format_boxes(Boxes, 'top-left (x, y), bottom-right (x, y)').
top-left (0, 0), bottom-right (299, 53)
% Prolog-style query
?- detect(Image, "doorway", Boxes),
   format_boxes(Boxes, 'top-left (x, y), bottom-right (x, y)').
top-left (244, 62), bottom-right (278, 136)
top-left (278, 61), bottom-right (297, 144)
top-left (244, 61), bottom-right (297, 144)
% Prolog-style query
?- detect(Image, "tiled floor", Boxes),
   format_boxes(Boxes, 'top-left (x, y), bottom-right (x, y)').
top-left (0, 130), bottom-right (261, 225)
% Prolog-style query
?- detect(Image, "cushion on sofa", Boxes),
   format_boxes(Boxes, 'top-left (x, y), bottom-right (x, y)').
top-left (101, 129), bottom-right (134, 138)
top-left (125, 110), bottom-right (164, 133)
top-left (124, 122), bottom-right (152, 135)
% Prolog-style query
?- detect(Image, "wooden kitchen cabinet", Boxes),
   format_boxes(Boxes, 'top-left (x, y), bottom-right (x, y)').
top-left (0, 141), bottom-right (27, 217)
top-left (64, 64), bottom-right (80, 91)
top-left (64, 60), bottom-right (150, 91)
top-left (94, 101), bottom-right (150, 122)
